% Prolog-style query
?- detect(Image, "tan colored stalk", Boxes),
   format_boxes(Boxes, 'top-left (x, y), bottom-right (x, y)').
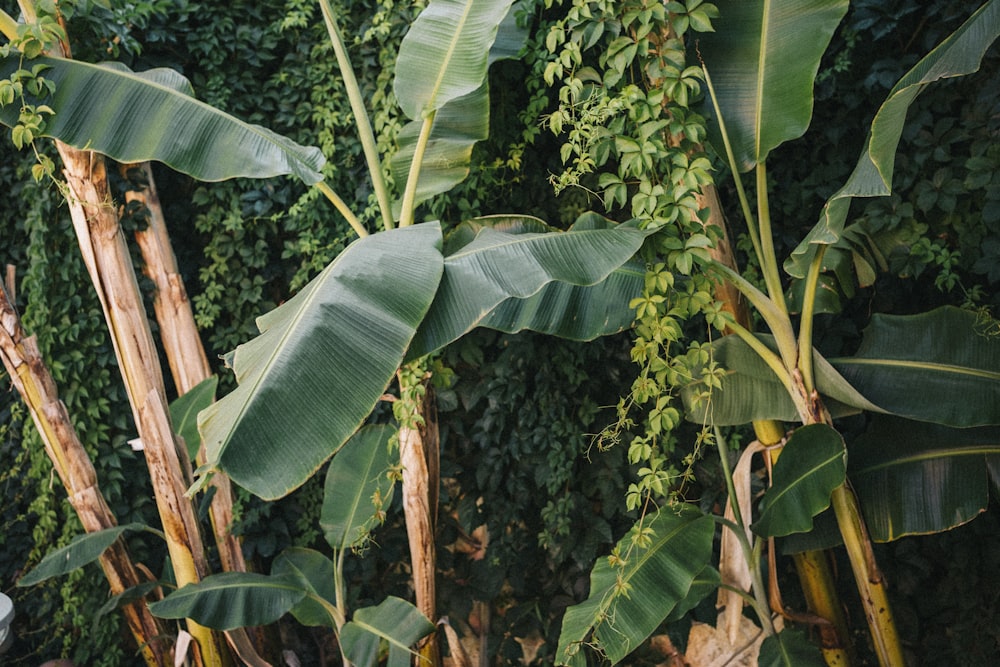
top-left (57, 143), bottom-right (229, 666)
top-left (1, 284), bottom-right (169, 667)
top-left (122, 162), bottom-right (247, 576)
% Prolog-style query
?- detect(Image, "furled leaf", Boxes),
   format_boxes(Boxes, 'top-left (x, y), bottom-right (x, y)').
top-left (699, 0), bottom-right (849, 171)
top-left (340, 597), bottom-right (435, 667)
top-left (321, 424), bottom-right (398, 550)
top-left (17, 523), bottom-right (149, 586)
top-left (786, 0), bottom-right (1000, 276)
top-left (148, 572), bottom-right (307, 630)
top-left (850, 415), bottom-right (1000, 542)
top-left (556, 507), bottom-right (715, 667)
top-left (0, 56), bottom-right (326, 184)
top-left (169, 375), bottom-right (218, 459)
top-left (394, 0), bottom-right (517, 119)
top-left (831, 306), bottom-right (1000, 427)
top-left (271, 548), bottom-right (340, 627)
top-left (753, 424), bottom-right (846, 538)
top-left (408, 215), bottom-right (651, 359)
top-left (758, 629), bottom-right (826, 667)
top-left (391, 4), bottom-right (526, 210)
top-left (681, 334), bottom-right (883, 425)
top-left (199, 223), bottom-right (443, 500)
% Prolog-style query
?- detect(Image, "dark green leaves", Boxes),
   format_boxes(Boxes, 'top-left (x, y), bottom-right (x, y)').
top-left (556, 507), bottom-right (714, 667)
top-left (340, 597), bottom-right (435, 667)
top-left (753, 425), bottom-right (846, 538)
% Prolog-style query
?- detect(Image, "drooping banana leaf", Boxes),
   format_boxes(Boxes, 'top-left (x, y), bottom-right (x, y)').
top-left (271, 548), bottom-right (340, 627)
top-left (391, 2), bottom-right (526, 211)
top-left (339, 597), bottom-right (435, 667)
top-left (199, 223), bottom-right (443, 500)
top-left (321, 424), bottom-right (397, 551)
top-left (681, 334), bottom-right (884, 425)
top-left (785, 0), bottom-right (1000, 277)
top-left (147, 572), bottom-right (308, 630)
top-left (753, 424), bottom-right (847, 538)
top-left (698, 0), bottom-right (849, 171)
top-left (407, 214), bottom-right (651, 359)
top-left (17, 522), bottom-right (150, 586)
top-left (0, 56), bottom-right (325, 183)
top-left (850, 415), bottom-right (1000, 542)
top-left (830, 306), bottom-right (1000, 427)
top-left (556, 506), bottom-right (714, 667)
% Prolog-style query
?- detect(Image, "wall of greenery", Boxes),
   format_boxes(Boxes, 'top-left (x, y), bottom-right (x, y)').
top-left (0, 0), bottom-right (997, 664)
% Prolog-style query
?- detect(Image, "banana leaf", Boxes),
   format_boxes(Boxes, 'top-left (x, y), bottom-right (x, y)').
top-left (408, 214), bottom-right (651, 359)
top-left (0, 57), bottom-right (325, 183)
top-left (148, 572), bottom-right (308, 630)
top-left (199, 223), bottom-right (443, 500)
top-left (753, 424), bottom-right (846, 538)
top-left (339, 597), bottom-right (435, 667)
top-left (556, 506), bottom-right (714, 667)
top-left (758, 629), bottom-right (826, 667)
top-left (169, 375), bottom-right (217, 459)
top-left (785, 0), bottom-right (1000, 276)
top-left (698, 0), bottom-right (848, 171)
top-left (17, 522), bottom-right (150, 586)
top-left (830, 306), bottom-right (1000, 427)
top-left (271, 548), bottom-right (340, 627)
top-left (321, 424), bottom-right (397, 551)
top-left (850, 415), bottom-right (1000, 542)
top-left (391, 2), bottom-right (526, 210)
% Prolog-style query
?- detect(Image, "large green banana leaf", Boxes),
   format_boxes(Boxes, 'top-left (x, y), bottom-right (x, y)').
top-left (0, 56), bottom-right (325, 183)
top-left (148, 572), bottom-right (308, 630)
top-left (681, 334), bottom-right (883, 425)
top-left (408, 214), bottom-right (651, 358)
top-left (698, 0), bottom-right (848, 172)
top-left (556, 507), bottom-right (714, 667)
top-left (198, 223), bottom-right (443, 500)
top-left (850, 415), bottom-right (1000, 542)
top-left (785, 0), bottom-right (1000, 277)
top-left (321, 424), bottom-right (397, 551)
top-left (391, 3), bottom-right (526, 211)
top-left (753, 424), bottom-right (846, 538)
top-left (169, 375), bottom-right (217, 459)
top-left (830, 307), bottom-right (1000, 427)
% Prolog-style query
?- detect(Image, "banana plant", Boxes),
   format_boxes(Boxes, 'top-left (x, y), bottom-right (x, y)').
top-left (3, 0), bottom-right (654, 661)
top-left (556, 2), bottom-right (1000, 666)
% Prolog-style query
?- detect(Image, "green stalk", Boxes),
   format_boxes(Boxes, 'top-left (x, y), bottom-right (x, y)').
top-left (318, 0), bottom-right (394, 232)
top-left (315, 180), bottom-right (367, 238)
top-left (797, 245), bottom-right (828, 394)
top-left (830, 484), bottom-right (906, 667)
top-left (754, 164), bottom-right (789, 317)
top-left (398, 113), bottom-right (436, 228)
top-left (701, 65), bottom-right (764, 267)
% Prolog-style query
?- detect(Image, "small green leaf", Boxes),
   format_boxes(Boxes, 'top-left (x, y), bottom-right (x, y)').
top-left (18, 523), bottom-right (150, 586)
top-left (169, 375), bottom-right (217, 459)
top-left (340, 597), bottom-right (435, 667)
top-left (753, 424), bottom-right (846, 538)
top-left (271, 548), bottom-right (340, 627)
top-left (321, 424), bottom-right (397, 551)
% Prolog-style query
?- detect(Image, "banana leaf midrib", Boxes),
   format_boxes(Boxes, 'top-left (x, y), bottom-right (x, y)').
top-left (831, 357), bottom-right (1000, 380)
